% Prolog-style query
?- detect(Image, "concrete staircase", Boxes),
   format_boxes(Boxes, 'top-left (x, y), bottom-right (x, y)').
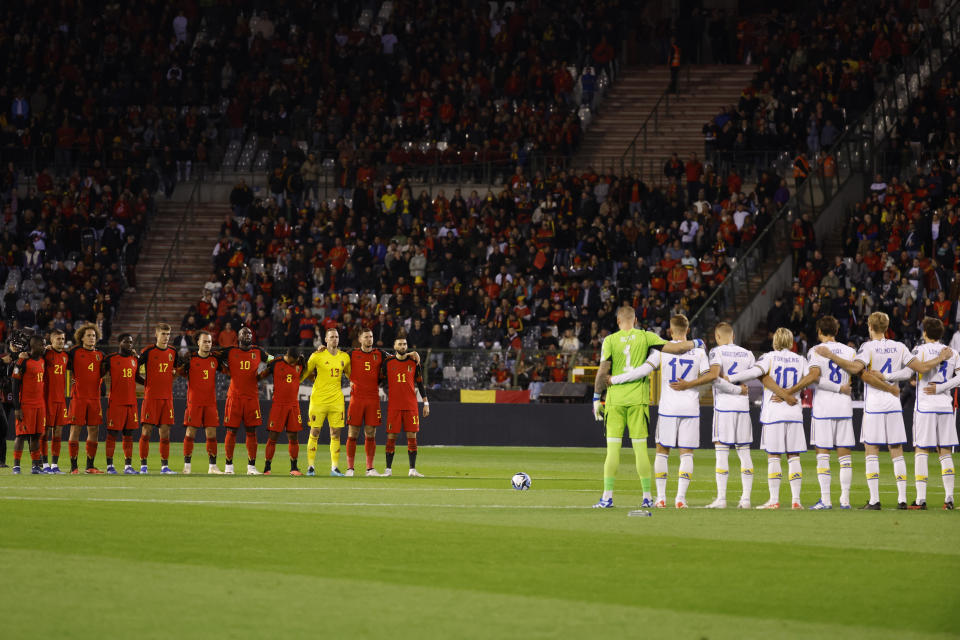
top-left (574, 64), bottom-right (757, 182)
top-left (112, 202), bottom-right (228, 342)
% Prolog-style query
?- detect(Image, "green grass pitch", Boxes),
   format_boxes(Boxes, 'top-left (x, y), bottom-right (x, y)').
top-left (2, 444), bottom-right (957, 639)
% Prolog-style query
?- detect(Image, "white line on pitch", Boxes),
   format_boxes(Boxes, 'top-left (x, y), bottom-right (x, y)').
top-left (0, 495), bottom-right (591, 509)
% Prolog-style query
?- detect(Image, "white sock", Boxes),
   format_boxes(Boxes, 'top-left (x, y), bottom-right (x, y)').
top-left (677, 453), bottom-right (693, 503)
top-left (767, 457), bottom-right (782, 503)
top-left (914, 451), bottom-right (929, 504)
top-left (816, 453), bottom-right (831, 504)
top-left (941, 453), bottom-right (955, 503)
top-left (737, 446), bottom-right (753, 501)
top-left (715, 445), bottom-right (730, 500)
top-left (838, 455), bottom-right (852, 505)
top-left (788, 457), bottom-right (802, 504)
top-left (893, 455), bottom-right (907, 504)
top-left (865, 454), bottom-right (880, 504)
top-left (654, 453), bottom-right (669, 502)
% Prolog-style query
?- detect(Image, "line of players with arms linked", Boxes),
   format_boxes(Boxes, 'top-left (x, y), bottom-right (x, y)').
top-left (7, 322), bottom-right (430, 478)
top-left (593, 307), bottom-right (958, 511)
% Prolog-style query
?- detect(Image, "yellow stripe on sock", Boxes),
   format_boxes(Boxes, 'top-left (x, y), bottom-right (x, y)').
top-left (789, 472), bottom-right (802, 481)
top-left (816, 467), bottom-right (830, 475)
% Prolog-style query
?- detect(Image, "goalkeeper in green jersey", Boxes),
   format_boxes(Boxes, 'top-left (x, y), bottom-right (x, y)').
top-left (592, 305), bottom-right (703, 508)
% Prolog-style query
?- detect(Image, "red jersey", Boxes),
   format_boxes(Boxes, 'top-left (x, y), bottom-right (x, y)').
top-left (220, 346), bottom-right (270, 398)
top-left (13, 356), bottom-right (46, 408)
top-left (382, 356), bottom-right (423, 411)
top-left (43, 349), bottom-right (69, 403)
top-left (265, 359), bottom-right (303, 404)
top-left (68, 346), bottom-right (105, 400)
top-left (180, 354), bottom-right (219, 407)
top-left (103, 353), bottom-right (139, 406)
top-left (139, 345), bottom-right (177, 401)
top-left (350, 348), bottom-right (386, 400)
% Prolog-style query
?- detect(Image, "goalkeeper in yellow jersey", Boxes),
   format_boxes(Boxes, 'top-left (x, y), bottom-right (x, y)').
top-left (301, 327), bottom-right (351, 476)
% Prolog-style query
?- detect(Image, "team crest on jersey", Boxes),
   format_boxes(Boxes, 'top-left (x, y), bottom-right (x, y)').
top-left (168, 353), bottom-right (174, 361)
top-left (96, 353), bottom-right (101, 360)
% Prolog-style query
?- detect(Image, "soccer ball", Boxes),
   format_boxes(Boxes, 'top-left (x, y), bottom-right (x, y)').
top-left (511, 472), bottom-right (531, 491)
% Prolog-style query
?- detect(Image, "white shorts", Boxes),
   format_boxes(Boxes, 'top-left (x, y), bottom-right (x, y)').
top-left (712, 411), bottom-right (752, 446)
top-left (861, 412), bottom-right (907, 446)
top-left (760, 421), bottom-right (806, 454)
top-left (913, 411), bottom-right (959, 449)
top-left (656, 416), bottom-right (700, 449)
top-left (810, 417), bottom-right (855, 449)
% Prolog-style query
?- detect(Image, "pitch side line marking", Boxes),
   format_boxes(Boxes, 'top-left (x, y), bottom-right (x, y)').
top-left (0, 495), bottom-right (592, 509)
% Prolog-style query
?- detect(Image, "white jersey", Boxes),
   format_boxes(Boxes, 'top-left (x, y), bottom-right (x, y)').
top-left (913, 342), bottom-right (960, 414)
top-left (645, 345), bottom-right (709, 418)
top-left (708, 344), bottom-right (755, 412)
top-left (855, 339), bottom-right (915, 414)
top-left (754, 349), bottom-right (809, 424)
top-left (808, 341), bottom-right (856, 419)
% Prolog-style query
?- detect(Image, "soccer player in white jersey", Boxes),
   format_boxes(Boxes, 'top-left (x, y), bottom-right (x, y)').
top-left (728, 327), bottom-right (810, 509)
top-left (783, 316), bottom-right (856, 510)
top-left (689, 322), bottom-right (754, 509)
top-left (883, 317), bottom-right (957, 510)
top-left (817, 311), bottom-right (949, 509)
top-left (607, 314), bottom-right (709, 508)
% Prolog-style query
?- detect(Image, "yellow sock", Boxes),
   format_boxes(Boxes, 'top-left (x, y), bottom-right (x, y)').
top-left (329, 435), bottom-right (341, 470)
top-left (307, 433), bottom-right (318, 469)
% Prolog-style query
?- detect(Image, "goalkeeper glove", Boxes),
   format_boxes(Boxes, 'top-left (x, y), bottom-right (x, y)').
top-left (592, 393), bottom-right (604, 421)
top-left (693, 338), bottom-right (705, 350)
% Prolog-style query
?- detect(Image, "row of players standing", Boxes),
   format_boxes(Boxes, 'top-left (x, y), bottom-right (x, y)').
top-left (594, 309), bottom-right (957, 510)
top-left (7, 323), bottom-right (428, 477)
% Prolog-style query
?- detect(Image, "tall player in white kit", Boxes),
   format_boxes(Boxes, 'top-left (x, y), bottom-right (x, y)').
top-left (608, 315), bottom-right (709, 508)
top-left (883, 318), bottom-right (957, 510)
top-left (728, 328), bottom-right (810, 509)
top-left (786, 316), bottom-right (855, 510)
top-left (817, 312), bottom-right (949, 509)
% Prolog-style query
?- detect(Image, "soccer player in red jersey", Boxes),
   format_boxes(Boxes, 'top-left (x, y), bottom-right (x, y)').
top-left (138, 323), bottom-right (178, 474)
top-left (219, 326), bottom-right (271, 474)
top-left (380, 335), bottom-right (429, 477)
top-left (177, 330), bottom-right (223, 474)
top-left (43, 328), bottom-right (70, 473)
top-left (102, 334), bottom-right (141, 475)
top-left (68, 323), bottom-right (105, 474)
top-left (346, 328), bottom-right (387, 476)
top-left (11, 336), bottom-right (46, 474)
top-left (258, 347), bottom-right (305, 475)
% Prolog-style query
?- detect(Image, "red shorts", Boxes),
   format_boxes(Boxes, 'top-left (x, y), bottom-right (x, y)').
top-left (184, 404), bottom-right (220, 428)
top-left (70, 398), bottom-right (103, 426)
top-left (107, 404), bottom-right (139, 431)
top-left (224, 395), bottom-right (262, 428)
top-left (16, 407), bottom-right (45, 436)
top-left (268, 402), bottom-right (303, 432)
top-left (386, 409), bottom-right (420, 434)
top-left (347, 398), bottom-right (382, 427)
top-left (141, 398), bottom-right (175, 425)
top-left (46, 400), bottom-right (70, 427)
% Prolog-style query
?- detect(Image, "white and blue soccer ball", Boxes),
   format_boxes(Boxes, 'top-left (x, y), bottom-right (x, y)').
top-left (511, 472), bottom-right (531, 491)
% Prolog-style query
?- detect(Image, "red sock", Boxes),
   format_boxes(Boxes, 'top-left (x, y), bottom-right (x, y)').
top-left (206, 437), bottom-right (218, 459)
top-left (225, 430), bottom-right (236, 460)
top-left (385, 441), bottom-right (396, 454)
top-left (245, 430), bottom-right (258, 462)
top-left (31, 448), bottom-right (41, 462)
top-left (159, 438), bottom-right (170, 461)
top-left (68, 440), bottom-right (79, 459)
top-left (407, 440), bottom-right (418, 453)
top-left (40, 433), bottom-right (48, 459)
top-left (265, 440), bottom-right (276, 461)
top-left (139, 434), bottom-right (150, 460)
top-left (289, 440), bottom-right (299, 460)
top-left (13, 449), bottom-right (22, 464)
top-left (346, 436), bottom-right (357, 469)
top-left (183, 436), bottom-right (194, 458)
top-left (105, 433), bottom-right (117, 459)
top-left (85, 440), bottom-right (97, 461)
top-left (122, 435), bottom-right (133, 459)
top-left (364, 437), bottom-right (376, 470)
top-left (52, 434), bottom-right (62, 458)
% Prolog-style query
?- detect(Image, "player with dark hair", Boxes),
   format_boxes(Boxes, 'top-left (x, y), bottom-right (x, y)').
top-left (380, 334), bottom-right (429, 477)
top-left (178, 330), bottom-right (223, 474)
top-left (138, 323), bottom-right (178, 474)
top-left (43, 328), bottom-right (70, 473)
top-left (11, 336), bottom-right (47, 474)
top-left (68, 323), bottom-right (105, 473)
top-left (259, 347), bottom-right (305, 475)
top-left (219, 326), bottom-right (271, 474)
top-left (102, 334), bottom-right (141, 474)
